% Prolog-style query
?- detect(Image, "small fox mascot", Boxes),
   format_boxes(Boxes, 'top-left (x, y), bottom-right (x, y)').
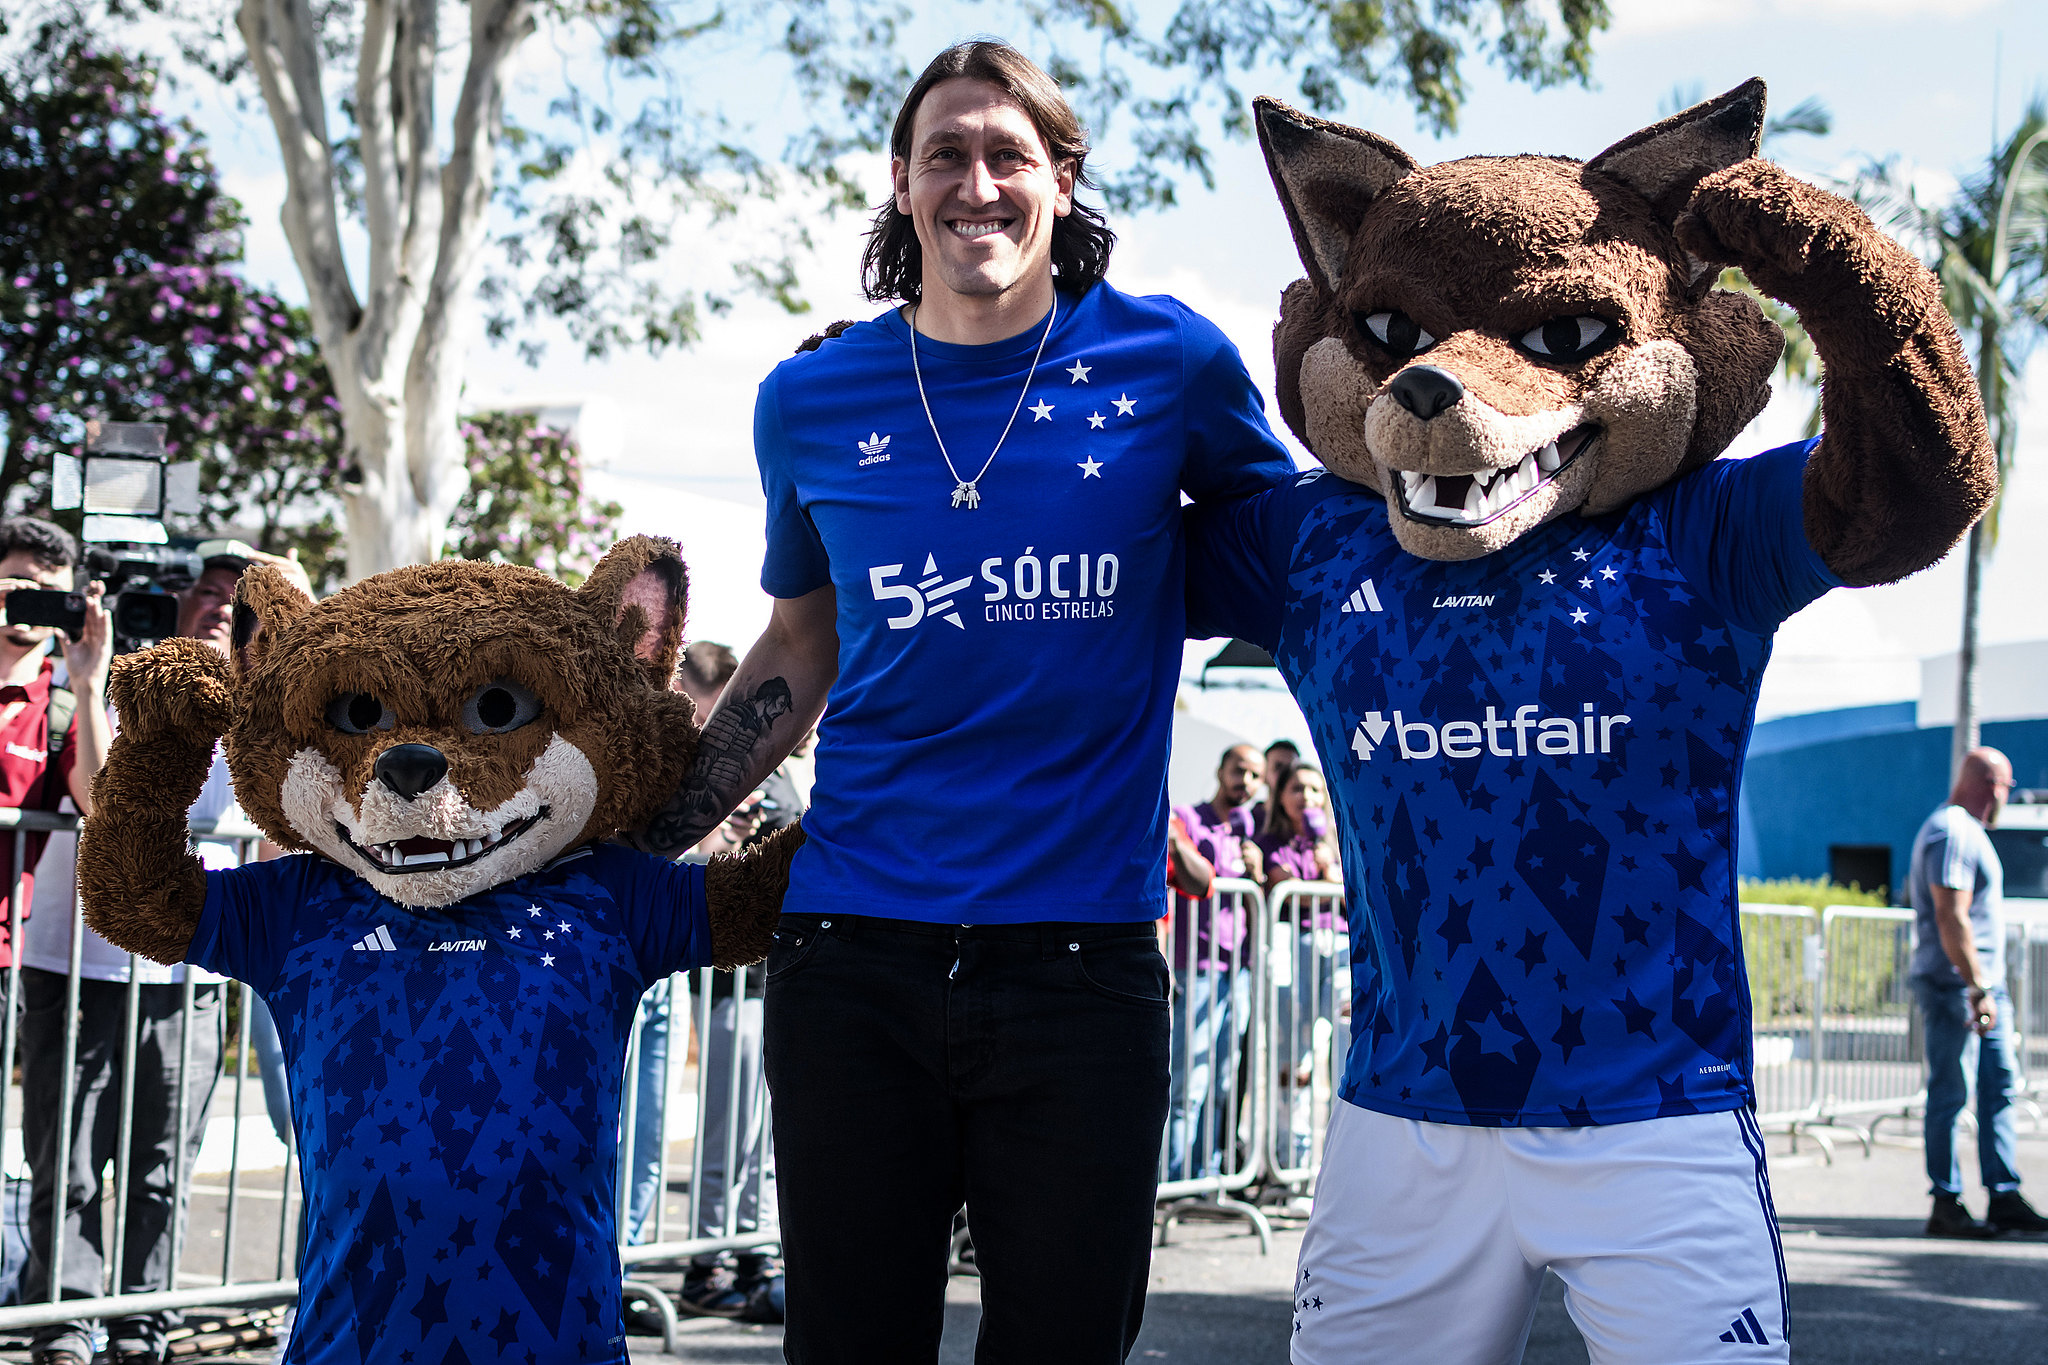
top-left (1187, 81), bottom-right (1993, 1360)
top-left (76, 535), bottom-right (798, 1365)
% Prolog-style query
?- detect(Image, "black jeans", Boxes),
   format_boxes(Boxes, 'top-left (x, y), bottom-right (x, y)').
top-left (763, 914), bottom-right (1171, 1364)
top-left (20, 970), bottom-right (225, 1359)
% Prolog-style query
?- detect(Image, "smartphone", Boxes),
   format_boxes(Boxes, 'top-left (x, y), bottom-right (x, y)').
top-left (4, 588), bottom-right (86, 637)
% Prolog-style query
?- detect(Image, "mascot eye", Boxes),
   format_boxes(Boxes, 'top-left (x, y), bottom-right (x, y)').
top-left (325, 692), bottom-right (395, 735)
top-left (1520, 315), bottom-right (1613, 361)
top-left (462, 678), bottom-right (543, 735)
top-left (1357, 310), bottom-right (1436, 358)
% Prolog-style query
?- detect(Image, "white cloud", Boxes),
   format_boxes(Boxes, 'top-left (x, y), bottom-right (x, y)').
top-left (1609, 0), bottom-right (2001, 38)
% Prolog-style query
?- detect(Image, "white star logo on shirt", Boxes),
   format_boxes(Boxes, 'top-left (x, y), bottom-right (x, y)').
top-left (1570, 608), bottom-right (1590, 624)
top-left (1571, 548), bottom-right (1590, 562)
top-left (1112, 393), bottom-right (1137, 417)
top-left (1030, 399), bottom-right (1054, 421)
top-left (1078, 456), bottom-right (1103, 479)
top-left (507, 927), bottom-right (521, 940)
top-left (1578, 576), bottom-right (1593, 589)
top-left (543, 930), bottom-right (555, 941)
top-left (541, 953), bottom-right (555, 967)
top-left (557, 921), bottom-right (572, 933)
top-left (1066, 360), bottom-right (1091, 383)
top-left (1600, 566), bottom-right (1618, 581)
top-left (1087, 411), bottom-right (1105, 430)
top-left (527, 905), bottom-right (543, 918)
top-left (1537, 570), bottom-right (1557, 585)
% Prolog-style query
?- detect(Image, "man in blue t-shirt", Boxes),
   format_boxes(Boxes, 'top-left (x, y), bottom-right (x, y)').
top-left (629, 40), bottom-right (1293, 1363)
top-left (1905, 747), bottom-right (2048, 1239)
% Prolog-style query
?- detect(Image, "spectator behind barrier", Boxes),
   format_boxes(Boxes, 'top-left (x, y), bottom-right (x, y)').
top-left (1255, 762), bottom-right (1337, 888)
top-left (19, 540), bottom-right (308, 1365)
top-left (0, 517), bottom-right (112, 958)
top-left (1251, 738), bottom-right (1298, 831)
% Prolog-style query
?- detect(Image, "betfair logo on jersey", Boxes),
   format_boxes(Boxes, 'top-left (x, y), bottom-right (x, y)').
top-left (1350, 703), bottom-right (1632, 761)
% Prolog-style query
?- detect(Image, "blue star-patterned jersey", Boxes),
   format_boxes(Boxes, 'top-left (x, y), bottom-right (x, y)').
top-left (1186, 439), bottom-right (1840, 1127)
top-left (187, 844), bottom-right (712, 1364)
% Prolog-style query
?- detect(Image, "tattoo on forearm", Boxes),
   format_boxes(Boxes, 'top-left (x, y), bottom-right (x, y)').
top-left (638, 677), bottom-right (796, 855)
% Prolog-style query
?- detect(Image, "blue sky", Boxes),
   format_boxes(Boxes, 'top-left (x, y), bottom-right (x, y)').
top-left (173, 0), bottom-right (2048, 715)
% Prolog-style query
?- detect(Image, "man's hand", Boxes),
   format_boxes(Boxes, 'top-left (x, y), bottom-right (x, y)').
top-left (1968, 986), bottom-right (1998, 1037)
top-left (1240, 839), bottom-right (1264, 884)
top-left (60, 582), bottom-right (113, 698)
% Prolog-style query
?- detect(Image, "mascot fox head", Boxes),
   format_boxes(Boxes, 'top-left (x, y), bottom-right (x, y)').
top-left (219, 536), bottom-right (696, 908)
top-left (1257, 80), bottom-right (1786, 561)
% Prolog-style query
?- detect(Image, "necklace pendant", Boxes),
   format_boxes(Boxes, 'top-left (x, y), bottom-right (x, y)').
top-left (951, 480), bottom-right (981, 510)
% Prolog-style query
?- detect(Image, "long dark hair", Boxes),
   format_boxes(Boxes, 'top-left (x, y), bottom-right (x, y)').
top-left (1263, 763), bottom-right (1329, 843)
top-left (860, 40), bottom-right (1116, 305)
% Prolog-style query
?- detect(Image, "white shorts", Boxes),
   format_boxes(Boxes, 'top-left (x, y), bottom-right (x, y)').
top-left (1291, 1101), bottom-right (1788, 1364)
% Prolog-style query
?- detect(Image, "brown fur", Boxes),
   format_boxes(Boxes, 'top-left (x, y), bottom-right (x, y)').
top-left (76, 536), bottom-right (794, 966)
top-left (706, 822), bottom-right (805, 968)
top-left (1254, 83), bottom-right (1992, 577)
top-left (796, 320), bottom-right (858, 353)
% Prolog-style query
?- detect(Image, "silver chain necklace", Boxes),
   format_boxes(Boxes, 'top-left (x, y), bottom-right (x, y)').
top-left (908, 294), bottom-right (1057, 510)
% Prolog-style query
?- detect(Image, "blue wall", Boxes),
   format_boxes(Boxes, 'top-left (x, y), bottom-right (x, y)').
top-left (1738, 710), bottom-right (2048, 896)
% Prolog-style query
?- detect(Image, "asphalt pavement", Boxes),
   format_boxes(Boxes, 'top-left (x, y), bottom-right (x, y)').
top-left (630, 1119), bottom-right (2048, 1364)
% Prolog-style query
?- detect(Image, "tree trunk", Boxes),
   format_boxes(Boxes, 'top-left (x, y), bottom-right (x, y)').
top-left (1951, 517), bottom-right (1985, 778)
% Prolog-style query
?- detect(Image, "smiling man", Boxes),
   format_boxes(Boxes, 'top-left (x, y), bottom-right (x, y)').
top-left (631, 39), bottom-right (1294, 1364)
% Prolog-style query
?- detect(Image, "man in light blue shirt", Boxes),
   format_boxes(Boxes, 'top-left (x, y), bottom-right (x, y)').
top-left (1907, 746), bottom-right (2048, 1238)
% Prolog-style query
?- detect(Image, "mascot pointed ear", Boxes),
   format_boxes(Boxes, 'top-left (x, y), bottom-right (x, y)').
top-left (1255, 96), bottom-right (1416, 297)
top-left (1588, 78), bottom-right (1768, 280)
top-left (230, 566), bottom-right (314, 679)
top-left (578, 535), bottom-right (688, 689)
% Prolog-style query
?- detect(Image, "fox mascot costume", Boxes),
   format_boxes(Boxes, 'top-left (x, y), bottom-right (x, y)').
top-left (1185, 82), bottom-right (1993, 1360)
top-left (76, 536), bottom-right (799, 1365)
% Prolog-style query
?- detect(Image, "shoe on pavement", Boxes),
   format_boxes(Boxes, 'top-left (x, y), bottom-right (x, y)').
top-left (1987, 1189), bottom-right (2048, 1234)
top-left (736, 1262), bottom-right (786, 1325)
top-left (675, 1254), bottom-right (748, 1318)
top-left (1925, 1193), bottom-right (1994, 1239)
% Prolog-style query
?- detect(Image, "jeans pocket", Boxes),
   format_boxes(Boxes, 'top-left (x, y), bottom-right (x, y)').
top-left (764, 919), bottom-right (828, 984)
top-left (1072, 938), bottom-right (1172, 1007)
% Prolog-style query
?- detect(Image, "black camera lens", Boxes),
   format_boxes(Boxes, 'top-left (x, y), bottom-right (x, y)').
top-left (112, 590), bottom-right (180, 644)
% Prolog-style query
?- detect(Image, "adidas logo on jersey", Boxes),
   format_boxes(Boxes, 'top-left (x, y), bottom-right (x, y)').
top-left (1339, 579), bottom-right (1383, 613)
top-left (1718, 1308), bottom-right (1772, 1345)
top-left (857, 432), bottom-right (891, 465)
top-left (352, 924), bottom-right (398, 953)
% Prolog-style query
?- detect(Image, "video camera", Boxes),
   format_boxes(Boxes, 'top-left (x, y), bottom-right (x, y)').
top-left (8, 421), bottom-right (207, 649)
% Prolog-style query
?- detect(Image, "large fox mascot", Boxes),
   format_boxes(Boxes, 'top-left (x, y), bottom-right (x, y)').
top-left (1186, 82), bottom-right (1992, 1361)
top-left (77, 537), bottom-right (799, 1365)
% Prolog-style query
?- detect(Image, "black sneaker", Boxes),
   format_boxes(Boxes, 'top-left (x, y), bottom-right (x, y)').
top-left (1926, 1193), bottom-right (1994, 1239)
top-left (676, 1254), bottom-right (748, 1318)
top-left (734, 1254), bottom-right (786, 1325)
top-left (1987, 1190), bottom-right (2048, 1234)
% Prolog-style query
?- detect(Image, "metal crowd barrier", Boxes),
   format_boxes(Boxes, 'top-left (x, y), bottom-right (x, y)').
top-left (1156, 878), bottom-right (1271, 1252)
top-left (1260, 881), bottom-right (1348, 1191)
top-left (2001, 902), bottom-right (2048, 1118)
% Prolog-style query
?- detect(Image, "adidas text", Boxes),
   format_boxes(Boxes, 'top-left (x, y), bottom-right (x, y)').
top-left (1351, 702), bottom-right (1632, 761)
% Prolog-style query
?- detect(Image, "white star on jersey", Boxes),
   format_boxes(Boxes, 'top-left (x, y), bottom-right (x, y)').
top-left (1030, 399), bottom-right (1054, 421)
top-left (1571, 607), bottom-right (1590, 623)
top-left (1078, 456), bottom-right (1103, 478)
top-left (1600, 566), bottom-right (1619, 581)
top-left (540, 953), bottom-right (555, 967)
top-left (1065, 360), bottom-right (1091, 383)
top-left (1571, 548), bottom-right (1591, 562)
top-left (507, 927), bottom-right (522, 940)
top-left (526, 905), bottom-right (543, 918)
top-left (1112, 393), bottom-right (1137, 416)
top-left (1538, 570), bottom-right (1557, 584)
top-left (1088, 412), bottom-right (1105, 430)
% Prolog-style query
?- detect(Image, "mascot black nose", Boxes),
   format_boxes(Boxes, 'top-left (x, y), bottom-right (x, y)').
top-left (1388, 365), bottom-right (1464, 421)
top-left (374, 744), bottom-right (448, 802)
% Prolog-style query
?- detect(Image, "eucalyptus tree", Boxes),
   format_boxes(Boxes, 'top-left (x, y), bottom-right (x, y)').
top-left (15, 0), bottom-right (1612, 580)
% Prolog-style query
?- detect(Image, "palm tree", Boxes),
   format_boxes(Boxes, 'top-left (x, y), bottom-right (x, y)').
top-left (1846, 104), bottom-right (2048, 775)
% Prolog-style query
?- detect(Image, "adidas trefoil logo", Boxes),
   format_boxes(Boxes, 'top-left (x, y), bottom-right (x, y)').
top-left (857, 432), bottom-right (891, 466)
top-left (1340, 578), bottom-right (1383, 614)
top-left (352, 924), bottom-right (398, 953)
top-left (1718, 1308), bottom-right (1772, 1345)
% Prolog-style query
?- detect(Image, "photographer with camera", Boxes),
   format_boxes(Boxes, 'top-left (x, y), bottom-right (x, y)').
top-left (0, 518), bottom-right (113, 941)
top-left (18, 540), bottom-right (309, 1365)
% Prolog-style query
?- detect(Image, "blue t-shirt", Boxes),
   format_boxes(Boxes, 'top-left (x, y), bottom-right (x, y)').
top-left (1186, 440), bottom-right (1841, 1126)
top-left (187, 844), bottom-right (712, 1365)
top-left (1907, 804), bottom-right (2004, 985)
top-left (758, 281), bottom-right (1294, 924)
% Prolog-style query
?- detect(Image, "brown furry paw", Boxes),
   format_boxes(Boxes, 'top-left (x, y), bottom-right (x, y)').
top-left (705, 822), bottom-right (806, 970)
top-left (1678, 159), bottom-right (1877, 294)
top-left (106, 638), bottom-right (234, 742)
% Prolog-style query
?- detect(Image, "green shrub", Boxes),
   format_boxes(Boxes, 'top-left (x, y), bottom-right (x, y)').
top-left (1739, 877), bottom-right (1887, 910)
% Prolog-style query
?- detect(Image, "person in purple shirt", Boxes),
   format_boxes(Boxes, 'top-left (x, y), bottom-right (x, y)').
top-left (1166, 744), bottom-right (1262, 1180)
